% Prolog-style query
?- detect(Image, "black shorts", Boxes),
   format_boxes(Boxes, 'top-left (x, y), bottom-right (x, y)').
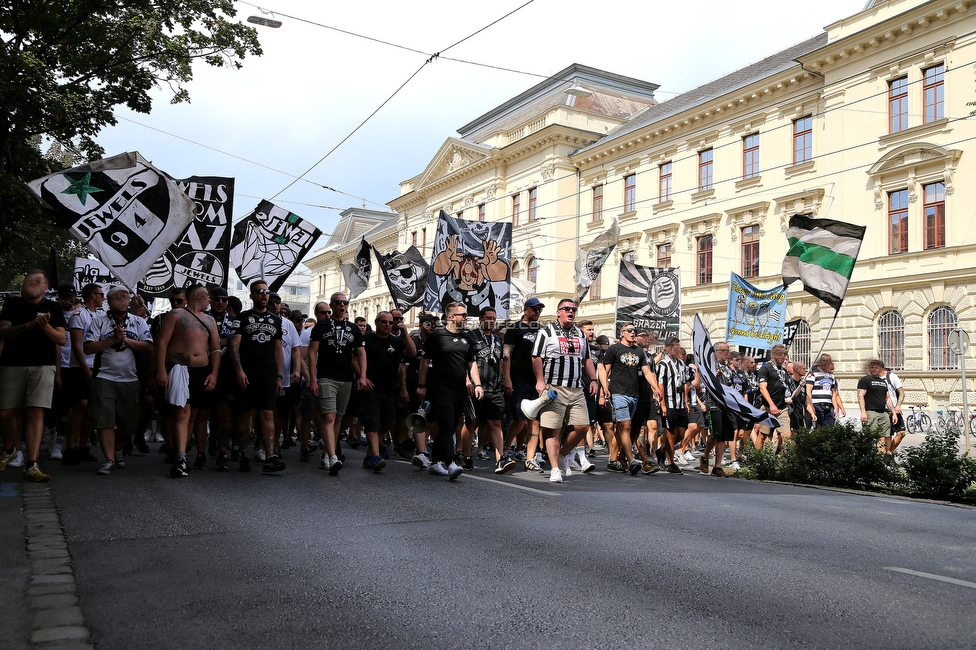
top-left (665, 408), bottom-right (689, 431)
top-left (346, 388), bottom-right (363, 420)
top-left (587, 396), bottom-right (613, 425)
top-left (212, 364), bottom-right (236, 403)
top-left (689, 405), bottom-right (707, 429)
top-left (360, 392), bottom-right (396, 433)
top-left (509, 380), bottom-right (539, 421)
top-left (475, 391), bottom-right (505, 423)
top-left (708, 408), bottom-right (736, 442)
top-left (187, 365), bottom-right (213, 410)
top-left (60, 367), bottom-right (91, 404)
top-left (890, 411), bottom-right (905, 433)
top-left (234, 377), bottom-right (278, 412)
top-left (298, 381), bottom-right (316, 419)
top-left (276, 383), bottom-right (300, 412)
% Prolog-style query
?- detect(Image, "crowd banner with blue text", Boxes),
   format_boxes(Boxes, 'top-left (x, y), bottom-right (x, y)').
top-left (424, 211), bottom-right (512, 318)
top-left (726, 272), bottom-right (788, 349)
top-left (27, 152), bottom-right (197, 292)
top-left (616, 262), bottom-right (681, 338)
top-left (230, 199), bottom-right (321, 293)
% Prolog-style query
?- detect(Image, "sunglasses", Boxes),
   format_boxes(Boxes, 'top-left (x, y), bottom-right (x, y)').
top-left (171, 298), bottom-right (186, 304)
top-left (393, 316), bottom-right (404, 322)
top-left (255, 289), bottom-right (271, 295)
top-left (332, 300), bottom-right (349, 306)
top-left (212, 296), bottom-right (228, 302)
top-left (622, 328), bottom-right (635, 333)
top-left (378, 319), bottom-right (394, 325)
top-left (559, 306), bottom-right (577, 312)
top-left (315, 310), bottom-right (331, 315)
top-left (92, 292), bottom-right (104, 297)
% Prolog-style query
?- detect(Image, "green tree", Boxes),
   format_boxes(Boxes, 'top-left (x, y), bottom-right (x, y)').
top-left (0, 0), bottom-right (261, 288)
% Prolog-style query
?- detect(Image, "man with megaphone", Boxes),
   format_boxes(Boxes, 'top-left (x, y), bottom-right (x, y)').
top-left (530, 298), bottom-right (599, 483)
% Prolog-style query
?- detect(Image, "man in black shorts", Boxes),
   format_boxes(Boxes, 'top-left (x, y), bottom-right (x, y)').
top-left (208, 286), bottom-right (237, 469)
top-left (361, 311), bottom-right (415, 472)
top-left (501, 297), bottom-right (545, 471)
top-left (401, 313), bottom-right (436, 469)
top-left (228, 280), bottom-right (285, 473)
top-left (699, 341), bottom-right (735, 476)
top-left (655, 336), bottom-right (693, 474)
top-left (470, 307), bottom-right (514, 474)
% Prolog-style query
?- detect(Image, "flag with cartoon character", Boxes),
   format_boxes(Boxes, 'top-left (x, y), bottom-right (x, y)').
top-left (725, 272), bottom-right (788, 349)
top-left (26, 152), bottom-right (197, 291)
top-left (230, 199), bottom-right (321, 293)
top-left (375, 245), bottom-right (429, 311)
top-left (340, 238), bottom-right (372, 299)
top-left (423, 211), bottom-right (512, 318)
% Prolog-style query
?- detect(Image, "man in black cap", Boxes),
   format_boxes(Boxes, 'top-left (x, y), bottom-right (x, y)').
top-left (501, 297), bottom-right (546, 471)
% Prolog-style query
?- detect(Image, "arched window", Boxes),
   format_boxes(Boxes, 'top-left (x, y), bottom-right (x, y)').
top-left (877, 310), bottom-right (905, 370)
top-left (527, 257), bottom-right (539, 286)
top-left (790, 319), bottom-right (812, 365)
top-left (511, 261), bottom-right (521, 281)
top-left (928, 305), bottom-right (959, 370)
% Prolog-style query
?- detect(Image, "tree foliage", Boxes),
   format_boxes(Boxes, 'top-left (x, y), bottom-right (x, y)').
top-left (0, 0), bottom-right (262, 287)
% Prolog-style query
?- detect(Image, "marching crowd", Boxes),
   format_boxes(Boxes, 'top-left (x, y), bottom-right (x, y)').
top-left (0, 268), bottom-right (905, 484)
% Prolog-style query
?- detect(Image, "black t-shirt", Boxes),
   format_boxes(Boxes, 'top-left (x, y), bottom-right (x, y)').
top-left (309, 318), bottom-right (364, 382)
top-left (503, 319), bottom-right (540, 384)
top-left (363, 332), bottom-right (406, 394)
top-left (757, 362), bottom-right (788, 409)
top-left (0, 297), bottom-right (67, 366)
top-left (858, 375), bottom-right (889, 411)
top-left (602, 342), bottom-right (647, 397)
top-left (470, 330), bottom-right (501, 392)
top-left (402, 333), bottom-right (425, 390)
top-left (231, 309), bottom-right (282, 375)
top-left (424, 327), bottom-right (475, 390)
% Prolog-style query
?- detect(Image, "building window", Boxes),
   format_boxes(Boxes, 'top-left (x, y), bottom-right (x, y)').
top-left (478, 203), bottom-right (485, 222)
top-left (924, 182), bottom-right (946, 250)
top-left (623, 174), bottom-right (636, 213)
top-left (411, 231), bottom-right (417, 247)
top-left (589, 270), bottom-right (601, 300)
top-left (878, 310), bottom-right (905, 371)
top-left (923, 64), bottom-right (945, 123)
top-left (527, 257), bottom-right (538, 285)
top-left (512, 194), bottom-right (521, 227)
top-left (657, 243), bottom-right (672, 269)
top-left (696, 235), bottom-right (712, 285)
top-left (698, 149), bottom-right (713, 191)
top-left (591, 184), bottom-right (603, 223)
top-left (793, 116), bottom-right (812, 164)
top-left (421, 228), bottom-right (426, 254)
top-left (888, 189), bottom-right (909, 254)
top-left (528, 187), bottom-right (537, 222)
top-left (888, 77), bottom-right (908, 133)
top-left (741, 225), bottom-right (760, 278)
top-left (791, 320), bottom-right (812, 364)
top-left (928, 305), bottom-right (959, 370)
top-left (742, 134), bottom-right (759, 179)
top-left (623, 251), bottom-right (635, 263)
top-left (511, 261), bottom-right (520, 281)
top-left (659, 163), bottom-right (672, 202)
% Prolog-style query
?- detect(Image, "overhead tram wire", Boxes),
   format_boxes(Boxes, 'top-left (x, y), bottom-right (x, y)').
top-left (267, 0), bottom-right (538, 201)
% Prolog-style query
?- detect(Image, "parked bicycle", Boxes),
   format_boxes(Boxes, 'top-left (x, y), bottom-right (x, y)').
top-left (934, 408), bottom-right (976, 434)
top-left (904, 405), bottom-right (932, 434)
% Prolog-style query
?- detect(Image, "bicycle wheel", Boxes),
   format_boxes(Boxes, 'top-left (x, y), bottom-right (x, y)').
top-left (906, 414), bottom-right (919, 434)
top-left (918, 413), bottom-right (932, 433)
top-left (935, 415), bottom-right (947, 434)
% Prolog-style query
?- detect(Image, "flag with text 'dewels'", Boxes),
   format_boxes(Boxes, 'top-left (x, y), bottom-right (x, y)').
top-left (230, 200), bottom-right (321, 293)
top-left (27, 152), bottom-right (197, 292)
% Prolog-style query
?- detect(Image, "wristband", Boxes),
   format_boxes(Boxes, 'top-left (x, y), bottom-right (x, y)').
top-left (474, 384), bottom-right (482, 388)
top-left (417, 384), bottom-right (426, 388)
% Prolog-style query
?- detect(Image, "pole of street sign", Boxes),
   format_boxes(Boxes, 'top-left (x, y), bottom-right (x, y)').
top-left (948, 329), bottom-right (970, 457)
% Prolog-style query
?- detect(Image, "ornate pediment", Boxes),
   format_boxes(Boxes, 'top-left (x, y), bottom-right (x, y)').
top-left (415, 138), bottom-right (491, 191)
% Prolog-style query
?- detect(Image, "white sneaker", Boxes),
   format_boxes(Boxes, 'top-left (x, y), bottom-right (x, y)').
top-left (411, 453), bottom-right (431, 469)
top-left (674, 453), bottom-right (688, 466)
top-left (50, 443), bottom-right (63, 461)
top-left (318, 455), bottom-right (330, 470)
top-left (683, 450), bottom-right (696, 461)
top-left (730, 460), bottom-right (742, 471)
top-left (428, 461), bottom-right (449, 476)
top-left (152, 432), bottom-right (165, 443)
top-left (568, 453), bottom-right (583, 471)
top-left (256, 449), bottom-right (266, 462)
top-left (533, 451), bottom-right (547, 468)
top-left (8, 450), bottom-right (24, 468)
top-left (447, 462), bottom-right (463, 481)
top-left (549, 468), bottom-right (563, 483)
top-left (558, 454), bottom-right (572, 478)
top-left (578, 453), bottom-right (595, 473)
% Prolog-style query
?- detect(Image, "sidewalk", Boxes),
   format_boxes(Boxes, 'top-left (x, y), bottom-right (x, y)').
top-left (0, 480), bottom-right (30, 650)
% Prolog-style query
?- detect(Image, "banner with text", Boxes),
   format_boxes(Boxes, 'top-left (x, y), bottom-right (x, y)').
top-left (726, 272), bottom-right (788, 349)
top-left (230, 200), bottom-right (321, 293)
top-left (616, 262), bottom-right (681, 337)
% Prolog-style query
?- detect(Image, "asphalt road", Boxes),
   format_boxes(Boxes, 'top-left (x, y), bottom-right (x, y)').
top-left (42, 444), bottom-right (976, 649)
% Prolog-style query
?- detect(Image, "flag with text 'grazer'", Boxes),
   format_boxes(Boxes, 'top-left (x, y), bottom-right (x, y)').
top-left (693, 314), bottom-right (779, 429)
top-left (616, 262), bottom-right (681, 339)
top-left (230, 200), bottom-right (321, 293)
top-left (782, 215), bottom-right (865, 311)
top-left (27, 152), bottom-right (197, 292)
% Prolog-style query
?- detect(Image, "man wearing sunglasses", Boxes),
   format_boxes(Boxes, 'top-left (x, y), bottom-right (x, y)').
top-left (296, 302), bottom-right (330, 462)
top-left (531, 298), bottom-right (599, 483)
top-left (501, 297), bottom-right (546, 471)
top-left (307, 292), bottom-right (371, 475)
top-left (361, 311), bottom-right (415, 471)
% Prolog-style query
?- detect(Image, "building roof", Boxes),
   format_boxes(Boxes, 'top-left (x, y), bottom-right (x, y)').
top-left (577, 33), bottom-right (828, 155)
top-left (326, 207), bottom-right (397, 247)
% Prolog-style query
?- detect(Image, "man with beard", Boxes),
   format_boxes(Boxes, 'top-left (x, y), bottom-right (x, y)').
top-left (757, 344), bottom-right (791, 452)
top-left (501, 297), bottom-right (546, 471)
top-left (0, 270), bottom-right (67, 482)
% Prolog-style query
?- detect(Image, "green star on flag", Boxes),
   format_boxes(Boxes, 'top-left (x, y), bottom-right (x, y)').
top-left (61, 172), bottom-right (102, 206)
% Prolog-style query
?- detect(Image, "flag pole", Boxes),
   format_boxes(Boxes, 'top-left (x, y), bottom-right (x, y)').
top-left (811, 307), bottom-right (841, 368)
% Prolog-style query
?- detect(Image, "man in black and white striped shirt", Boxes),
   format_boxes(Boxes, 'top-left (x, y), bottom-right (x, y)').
top-left (655, 336), bottom-right (694, 474)
top-left (531, 299), bottom-right (598, 483)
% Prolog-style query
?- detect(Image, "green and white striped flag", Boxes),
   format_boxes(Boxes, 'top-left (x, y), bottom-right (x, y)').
top-left (782, 215), bottom-right (865, 311)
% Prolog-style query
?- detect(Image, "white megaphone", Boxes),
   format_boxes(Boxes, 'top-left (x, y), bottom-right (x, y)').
top-left (406, 401), bottom-right (431, 434)
top-left (520, 389), bottom-right (558, 420)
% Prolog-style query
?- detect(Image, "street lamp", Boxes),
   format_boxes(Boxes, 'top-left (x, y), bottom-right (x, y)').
top-left (247, 15), bottom-right (282, 28)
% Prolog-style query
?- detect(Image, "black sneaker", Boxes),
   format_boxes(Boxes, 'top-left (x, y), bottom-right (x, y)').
top-left (328, 456), bottom-right (343, 476)
top-left (262, 455), bottom-right (286, 473)
top-left (164, 449), bottom-right (176, 465)
top-left (299, 447), bottom-right (310, 462)
top-left (667, 463), bottom-right (683, 474)
top-left (193, 453), bottom-right (207, 471)
top-left (629, 460), bottom-right (642, 476)
top-left (462, 456), bottom-right (474, 471)
top-left (170, 457), bottom-right (188, 478)
top-left (230, 448), bottom-right (240, 462)
top-left (495, 457), bottom-right (516, 475)
top-left (655, 447), bottom-right (666, 466)
top-left (133, 435), bottom-right (150, 455)
top-left (208, 437), bottom-right (218, 457)
top-left (607, 460), bottom-right (624, 472)
top-left (215, 452), bottom-right (228, 472)
top-left (79, 446), bottom-right (99, 462)
top-left (239, 457), bottom-right (251, 473)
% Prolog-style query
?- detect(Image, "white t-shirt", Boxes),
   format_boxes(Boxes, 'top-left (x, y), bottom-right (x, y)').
top-left (884, 370), bottom-right (903, 406)
top-left (298, 326), bottom-right (312, 348)
top-left (60, 307), bottom-right (80, 368)
top-left (281, 318), bottom-right (301, 388)
top-left (68, 308), bottom-right (97, 369)
top-left (85, 312), bottom-right (152, 383)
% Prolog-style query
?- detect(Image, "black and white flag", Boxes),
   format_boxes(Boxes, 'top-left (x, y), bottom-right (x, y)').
top-left (616, 261), bottom-right (681, 337)
top-left (341, 239), bottom-right (372, 299)
top-left (230, 200), bottom-right (321, 293)
top-left (574, 218), bottom-right (619, 302)
top-left (139, 176), bottom-right (234, 298)
top-left (375, 245), bottom-right (428, 311)
top-left (693, 314), bottom-right (779, 429)
top-left (73, 257), bottom-right (119, 296)
top-left (27, 152), bottom-right (197, 291)
top-left (507, 276), bottom-right (536, 317)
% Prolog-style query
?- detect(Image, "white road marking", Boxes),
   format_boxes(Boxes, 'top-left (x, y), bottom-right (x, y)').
top-left (884, 567), bottom-right (976, 590)
top-left (464, 473), bottom-right (561, 496)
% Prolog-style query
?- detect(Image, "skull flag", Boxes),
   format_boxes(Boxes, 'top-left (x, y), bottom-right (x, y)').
top-left (230, 200), bottom-right (322, 293)
top-left (27, 152), bottom-right (197, 292)
top-left (375, 245), bottom-right (429, 311)
top-left (340, 239), bottom-right (372, 300)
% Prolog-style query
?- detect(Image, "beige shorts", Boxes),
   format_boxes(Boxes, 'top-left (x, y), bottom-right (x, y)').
top-left (539, 385), bottom-right (589, 430)
top-left (865, 410), bottom-right (892, 438)
top-left (317, 378), bottom-right (352, 415)
top-left (759, 407), bottom-right (791, 436)
top-left (0, 365), bottom-right (56, 410)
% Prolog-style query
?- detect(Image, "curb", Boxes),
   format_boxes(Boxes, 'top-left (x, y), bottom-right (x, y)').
top-left (21, 482), bottom-right (93, 650)
top-left (738, 476), bottom-right (976, 510)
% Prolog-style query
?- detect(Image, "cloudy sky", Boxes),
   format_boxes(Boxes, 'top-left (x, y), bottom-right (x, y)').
top-left (95, 0), bottom-right (862, 249)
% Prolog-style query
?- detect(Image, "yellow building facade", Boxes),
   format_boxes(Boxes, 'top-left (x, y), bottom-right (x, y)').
top-left (305, 0), bottom-right (976, 409)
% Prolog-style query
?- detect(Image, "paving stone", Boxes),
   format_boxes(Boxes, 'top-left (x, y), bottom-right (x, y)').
top-left (25, 514), bottom-right (60, 523)
top-left (33, 606), bottom-right (84, 628)
top-left (28, 583), bottom-right (77, 597)
top-left (32, 557), bottom-right (71, 573)
top-left (29, 549), bottom-right (70, 560)
top-left (28, 541), bottom-right (67, 552)
top-left (30, 574), bottom-right (74, 585)
top-left (35, 644), bottom-right (93, 650)
top-left (26, 535), bottom-right (65, 545)
top-left (30, 626), bottom-right (89, 644)
top-left (31, 593), bottom-right (78, 609)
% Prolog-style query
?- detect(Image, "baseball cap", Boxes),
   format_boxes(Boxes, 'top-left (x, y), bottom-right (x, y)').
top-left (418, 313), bottom-right (438, 324)
top-left (524, 297), bottom-right (545, 309)
top-left (595, 335), bottom-right (611, 347)
top-left (57, 284), bottom-right (76, 296)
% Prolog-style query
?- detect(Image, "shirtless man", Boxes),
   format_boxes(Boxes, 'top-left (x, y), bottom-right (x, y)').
top-left (155, 284), bottom-right (220, 477)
